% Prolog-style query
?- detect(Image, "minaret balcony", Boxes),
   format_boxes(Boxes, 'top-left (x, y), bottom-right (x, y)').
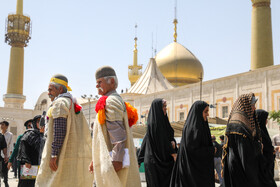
top-left (5, 14), bottom-right (31, 47)
top-left (128, 65), bottom-right (143, 70)
top-left (128, 69), bottom-right (143, 76)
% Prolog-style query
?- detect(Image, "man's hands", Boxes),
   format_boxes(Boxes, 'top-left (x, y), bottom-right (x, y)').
top-left (49, 157), bottom-right (58, 171)
top-left (89, 161), bottom-right (94, 174)
top-left (171, 141), bottom-right (176, 149)
top-left (25, 163), bottom-right (31, 169)
top-left (171, 153), bottom-right (177, 161)
top-left (88, 160), bottom-right (123, 173)
top-left (112, 161), bottom-right (122, 172)
top-left (7, 162), bottom-right (12, 170)
top-left (4, 156), bottom-right (9, 163)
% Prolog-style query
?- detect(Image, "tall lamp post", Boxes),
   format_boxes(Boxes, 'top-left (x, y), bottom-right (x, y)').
top-left (209, 103), bottom-right (217, 117)
top-left (140, 114), bottom-right (147, 125)
top-left (199, 72), bottom-right (203, 100)
top-left (81, 94), bottom-right (93, 125)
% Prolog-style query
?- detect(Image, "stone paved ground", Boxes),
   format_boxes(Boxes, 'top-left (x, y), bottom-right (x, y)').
top-left (3, 170), bottom-right (280, 187)
top-left (141, 181), bottom-right (280, 187)
top-left (139, 173), bottom-right (280, 187)
top-left (0, 170), bottom-right (18, 187)
top-left (140, 181), bottom-right (222, 187)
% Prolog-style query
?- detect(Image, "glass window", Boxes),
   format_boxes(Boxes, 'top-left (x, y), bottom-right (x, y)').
top-left (179, 112), bottom-right (185, 121)
top-left (222, 106), bottom-right (228, 118)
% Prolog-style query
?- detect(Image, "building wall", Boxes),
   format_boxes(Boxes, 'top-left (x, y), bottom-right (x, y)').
top-left (81, 65), bottom-right (280, 131)
top-left (0, 107), bottom-right (40, 142)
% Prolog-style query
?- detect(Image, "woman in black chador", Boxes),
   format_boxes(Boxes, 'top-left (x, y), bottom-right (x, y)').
top-left (222, 93), bottom-right (268, 187)
top-left (169, 100), bottom-right (215, 187)
top-left (17, 115), bottom-right (45, 187)
top-left (256, 109), bottom-right (277, 187)
top-left (138, 98), bottom-right (177, 187)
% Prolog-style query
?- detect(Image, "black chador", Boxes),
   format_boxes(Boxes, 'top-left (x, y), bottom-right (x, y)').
top-left (256, 109), bottom-right (276, 187)
top-left (138, 98), bottom-right (177, 187)
top-left (170, 101), bottom-right (215, 187)
top-left (222, 93), bottom-right (269, 187)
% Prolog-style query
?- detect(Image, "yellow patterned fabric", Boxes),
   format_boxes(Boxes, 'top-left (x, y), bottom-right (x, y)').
top-left (35, 97), bottom-right (93, 187)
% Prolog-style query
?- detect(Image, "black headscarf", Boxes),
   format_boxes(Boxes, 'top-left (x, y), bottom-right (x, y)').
top-left (256, 109), bottom-right (276, 186)
top-left (170, 100), bottom-right (214, 187)
top-left (256, 109), bottom-right (270, 140)
top-left (24, 119), bottom-right (33, 130)
top-left (32, 115), bottom-right (41, 131)
top-left (182, 101), bottom-right (212, 149)
top-left (137, 98), bottom-right (176, 187)
top-left (145, 98), bottom-right (175, 159)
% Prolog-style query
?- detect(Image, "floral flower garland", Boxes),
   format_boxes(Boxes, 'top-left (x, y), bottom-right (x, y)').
top-left (74, 103), bottom-right (82, 114)
top-left (125, 102), bottom-right (138, 127)
top-left (95, 96), bottom-right (138, 127)
top-left (95, 96), bottom-right (108, 125)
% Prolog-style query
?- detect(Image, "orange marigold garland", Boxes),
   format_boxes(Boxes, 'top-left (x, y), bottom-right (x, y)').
top-left (95, 96), bottom-right (138, 127)
top-left (98, 108), bottom-right (106, 125)
top-left (95, 96), bottom-right (108, 125)
top-left (125, 102), bottom-right (138, 127)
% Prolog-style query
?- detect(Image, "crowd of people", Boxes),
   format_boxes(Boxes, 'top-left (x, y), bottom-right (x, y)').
top-left (138, 93), bottom-right (279, 187)
top-left (0, 66), bottom-right (279, 187)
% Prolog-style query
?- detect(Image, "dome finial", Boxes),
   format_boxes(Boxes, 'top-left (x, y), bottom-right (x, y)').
top-left (134, 24), bottom-right (138, 51)
top-left (173, 0), bottom-right (178, 42)
top-left (173, 19), bottom-right (178, 43)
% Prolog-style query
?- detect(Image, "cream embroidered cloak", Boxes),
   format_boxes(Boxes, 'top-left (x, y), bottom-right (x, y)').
top-left (92, 93), bottom-right (141, 187)
top-left (35, 97), bottom-right (93, 187)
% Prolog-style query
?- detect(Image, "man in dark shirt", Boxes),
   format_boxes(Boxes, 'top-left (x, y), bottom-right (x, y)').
top-left (0, 134), bottom-right (7, 161)
top-left (0, 132), bottom-right (7, 186)
top-left (212, 135), bottom-right (223, 187)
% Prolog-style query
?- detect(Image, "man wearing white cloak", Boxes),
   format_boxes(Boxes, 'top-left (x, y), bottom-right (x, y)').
top-left (89, 66), bottom-right (141, 187)
top-left (36, 74), bottom-right (93, 187)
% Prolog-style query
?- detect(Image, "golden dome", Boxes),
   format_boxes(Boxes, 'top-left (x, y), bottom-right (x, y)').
top-left (155, 42), bottom-right (204, 87)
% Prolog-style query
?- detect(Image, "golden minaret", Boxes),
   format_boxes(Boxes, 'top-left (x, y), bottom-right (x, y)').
top-left (128, 24), bottom-right (142, 86)
top-left (3, 0), bottom-right (31, 108)
top-left (251, 0), bottom-right (274, 70)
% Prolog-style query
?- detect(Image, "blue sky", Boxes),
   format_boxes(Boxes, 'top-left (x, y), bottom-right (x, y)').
top-left (0, 0), bottom-right (279, 109)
